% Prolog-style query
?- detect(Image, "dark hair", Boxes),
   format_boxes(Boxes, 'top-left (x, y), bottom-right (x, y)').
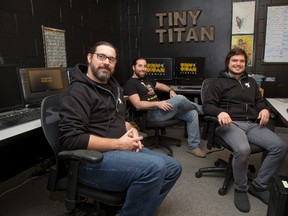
top-left (225, 48), bottom-right (248, 71)
top-left (88, 41), bottom-right (118, 57)
top-left (132, 57), bottom-right (146, 66)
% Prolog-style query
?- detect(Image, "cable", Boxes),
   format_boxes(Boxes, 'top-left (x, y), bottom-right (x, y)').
top-left (0, 175), bottom-right (39, 198)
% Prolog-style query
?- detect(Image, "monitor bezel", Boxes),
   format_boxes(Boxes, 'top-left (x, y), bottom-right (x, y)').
top-left (174, 57), bottom-right (206, 80)
top-left (145, 58), bottom-right (173, 81)
top-left (18, 67), bottom-right (69, 106)
top-left (0, 65), bottom-right (25, 113)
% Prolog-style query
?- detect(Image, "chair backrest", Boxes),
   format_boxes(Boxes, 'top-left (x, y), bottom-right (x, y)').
top-left (201, 78), bottom-right (217, 104)
top-left (41, 94), bottom-right (61, 156)
top-left (40, 94), bottom-right (64, 190)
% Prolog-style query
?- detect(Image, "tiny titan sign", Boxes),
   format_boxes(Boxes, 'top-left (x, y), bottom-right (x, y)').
top-left (155, 10), bottom-right (215, 43)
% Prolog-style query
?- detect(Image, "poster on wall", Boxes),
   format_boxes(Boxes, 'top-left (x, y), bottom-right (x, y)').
top-left (231, 35), bottom-right (254, 66)
top-left (263, 5), bottom-right (288, 63)
top-left (42, 26), bottom-right (67, 67)
top-left (232, 1), bottom-right (255, 34)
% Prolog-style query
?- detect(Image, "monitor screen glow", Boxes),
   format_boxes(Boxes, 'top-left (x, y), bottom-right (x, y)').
top-left (18, 67), bottom-right (69, 106)
top-left (174, 57), bottom-right (205, 79)
top-left (145, 58), bottom-right (173, 80)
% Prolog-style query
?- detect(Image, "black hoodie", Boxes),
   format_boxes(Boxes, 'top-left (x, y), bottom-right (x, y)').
top-left (59, 64), bottom-right (127, 150)
top-left (202, 71), bottom-right (269, 121)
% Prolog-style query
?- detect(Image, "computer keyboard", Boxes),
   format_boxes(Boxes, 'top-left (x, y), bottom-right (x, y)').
top-left (0, 108), bottom-right (41, 130)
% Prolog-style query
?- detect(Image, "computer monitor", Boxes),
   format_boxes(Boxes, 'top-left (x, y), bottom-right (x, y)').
top-left (0, 65), bottom-right (24, 113)
top-left (145, 58), bottom-right (173, 80)
top-left (18, 67), bottom-right (69, 107)
top-left (174, 57), bottom-right (205, 85)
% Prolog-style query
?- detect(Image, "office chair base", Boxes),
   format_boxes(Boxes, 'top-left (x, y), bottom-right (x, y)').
top-left (195, 154), bottom-right (257, 196)
top-left (143, 135), bottom-right (181, 156)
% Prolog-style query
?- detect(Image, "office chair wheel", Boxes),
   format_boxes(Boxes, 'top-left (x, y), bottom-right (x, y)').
top-left (218, 187), bottom-right (227, 196)
top-left (195, 171), bottom-right (202, 178)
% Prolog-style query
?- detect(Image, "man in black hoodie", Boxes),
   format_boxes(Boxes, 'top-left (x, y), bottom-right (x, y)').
top-left (59, 41), bottom-right (182, 216)
top-left (202, 48), bottom-right (287, 213)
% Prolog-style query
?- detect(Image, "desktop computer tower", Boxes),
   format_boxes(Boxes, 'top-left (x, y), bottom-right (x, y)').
top-left (267, 175), bottom-right (288, 216)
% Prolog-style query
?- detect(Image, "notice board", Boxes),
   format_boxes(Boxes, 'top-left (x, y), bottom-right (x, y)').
top-left (263, 5), bottom-right (288, 63)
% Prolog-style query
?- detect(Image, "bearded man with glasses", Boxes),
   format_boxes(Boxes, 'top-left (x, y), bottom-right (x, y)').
top-left (59, 41), bottom-right (182, 216)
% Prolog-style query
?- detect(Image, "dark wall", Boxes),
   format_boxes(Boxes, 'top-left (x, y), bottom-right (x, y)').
top-left (0, 0), bottom-right (127, 82)
top-left (141, 0), bottom-right (231, 79)
top-left (1, 0), bottom-right (287, 86)
top-left (125, 0), bottom-right (288, 87)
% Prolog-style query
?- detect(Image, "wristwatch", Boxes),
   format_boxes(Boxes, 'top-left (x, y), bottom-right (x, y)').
top-left (168, 88), bottom-right (174, 92)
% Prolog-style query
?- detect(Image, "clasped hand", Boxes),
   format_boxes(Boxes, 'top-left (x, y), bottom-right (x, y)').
top-left (120, 128), bottom-right (143, 152)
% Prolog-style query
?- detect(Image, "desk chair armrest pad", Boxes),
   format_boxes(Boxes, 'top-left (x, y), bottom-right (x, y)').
top-left (58, 150), bottom-right (103, 164)
top-left (203, 115), bottom-right (218, 123)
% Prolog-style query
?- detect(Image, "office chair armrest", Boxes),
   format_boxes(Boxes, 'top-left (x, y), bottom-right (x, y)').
top-left (203, 115), bottom-right (218, 123)
top-left (58, 150), bottom-right (103, 164)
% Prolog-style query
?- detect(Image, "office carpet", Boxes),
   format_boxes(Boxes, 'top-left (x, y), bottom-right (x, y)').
top-left (0, 127), bottom-right (287, 216)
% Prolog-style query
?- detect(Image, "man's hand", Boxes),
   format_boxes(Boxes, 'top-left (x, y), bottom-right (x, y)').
top-left (217, 112), bottom-right (233, 126)
top-left (157, 100), bottom-right (173, 111)
top-left (257, 109), bottom-right (270, 126)
top-left (119, 128), bottom-right (143, 152)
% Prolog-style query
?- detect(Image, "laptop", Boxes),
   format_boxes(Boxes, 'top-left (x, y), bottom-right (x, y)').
top-left (0, 65), bottom-right (40, 129)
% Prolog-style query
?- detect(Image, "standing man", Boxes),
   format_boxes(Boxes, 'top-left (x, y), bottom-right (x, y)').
top-left (202, 48), bottom-right (288, 213)
top-left (59, 41), bottom-right (182, 216)
top-left (123, 57), bottom-right (206, 158)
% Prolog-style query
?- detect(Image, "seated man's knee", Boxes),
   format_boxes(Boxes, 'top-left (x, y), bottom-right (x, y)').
top-left (234, 145), bottom-right (251, 160)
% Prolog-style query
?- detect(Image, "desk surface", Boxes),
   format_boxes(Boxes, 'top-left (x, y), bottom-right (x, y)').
top-left (266, 98), bottom-right (288, 127)
top-left (0, 119), bottom-right (41, 141)
top-left (170, 85), bottom-right (201, 94)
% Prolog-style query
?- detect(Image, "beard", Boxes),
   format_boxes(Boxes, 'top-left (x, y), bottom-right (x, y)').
top-left (91, 64), bottom-right (114, 83)
top-left (135, 70), bottom-right (146, 78)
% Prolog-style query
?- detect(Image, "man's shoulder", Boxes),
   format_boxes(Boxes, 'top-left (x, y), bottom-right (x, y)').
top-left (123, 77), bottom-right (140, 86)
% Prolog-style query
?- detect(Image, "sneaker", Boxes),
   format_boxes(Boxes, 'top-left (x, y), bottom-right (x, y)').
top-left (186, 147), bottom-right (206, 158)
top-left (248, 185), bottom-right (270, 205)
top-left (234, 190), bottom-right (250, 213)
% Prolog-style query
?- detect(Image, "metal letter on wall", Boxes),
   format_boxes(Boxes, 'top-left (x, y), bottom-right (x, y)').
top-left (42, 26), bottom-right (67, 67)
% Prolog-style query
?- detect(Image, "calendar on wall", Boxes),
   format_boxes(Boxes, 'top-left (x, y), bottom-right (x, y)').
top-left (263, 5), bottom-right (288, 63)
top-left (42, 26), bottom-right (67, 67)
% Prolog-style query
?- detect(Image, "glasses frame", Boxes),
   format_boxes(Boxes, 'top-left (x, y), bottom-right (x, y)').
top-left (94, 53), bottom-right (117, 64)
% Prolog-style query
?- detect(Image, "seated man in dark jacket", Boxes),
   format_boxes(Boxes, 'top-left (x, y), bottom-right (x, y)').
top-left (59, 41), bottom-right (182, 216)
top-left (202, 48), bottom-right (288, 213)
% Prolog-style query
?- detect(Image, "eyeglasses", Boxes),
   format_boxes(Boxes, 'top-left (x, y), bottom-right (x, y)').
top-left (94, 53), bottom-right (117, 64)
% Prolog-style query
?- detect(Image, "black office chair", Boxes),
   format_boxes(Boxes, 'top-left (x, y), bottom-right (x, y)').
top-left (41, 94), bottom-right (126, 214)
top-left (129, 104), bottom-right (184, 156)
top-left (195, 78), bottom-right (267, 195)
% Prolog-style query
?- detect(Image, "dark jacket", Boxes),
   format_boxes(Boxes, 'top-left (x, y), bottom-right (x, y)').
top-left (202, 71), bottom-right (269, 121)
top-left (59, 64), bottom-right (127, 150)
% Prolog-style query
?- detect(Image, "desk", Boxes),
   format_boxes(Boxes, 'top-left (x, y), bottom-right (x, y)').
top-left (170, 85), bottom-right (201, 103)
top-left (0, 119), bottom-right (41, 142)
top-left (266, 98), bottom-right (288, 127)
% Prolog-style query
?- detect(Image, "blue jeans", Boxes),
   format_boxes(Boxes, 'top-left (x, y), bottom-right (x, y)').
top-left (216, 121), bottom-right (288, 191)
top-left (78, 147), bottom-right (182, 216)
top-left (147, 95), bottom-right (201, 149)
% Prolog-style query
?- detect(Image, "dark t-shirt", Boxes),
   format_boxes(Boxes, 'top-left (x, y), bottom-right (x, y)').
top-left (123, 77), bottom-right (159, 101)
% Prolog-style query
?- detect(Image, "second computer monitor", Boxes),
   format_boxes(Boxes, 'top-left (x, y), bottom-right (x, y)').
top-left (174, 57), bottom-right (205, 85)
top-left (145, 58), bottom-right (173, 81)
top-left (18, 67), bottom-right (69, 107)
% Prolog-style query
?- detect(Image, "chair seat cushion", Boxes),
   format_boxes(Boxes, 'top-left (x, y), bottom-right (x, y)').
top-left (146, 119), bottom-right (184, 128)
top-left (56, 177), bottom-right (126, 205)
